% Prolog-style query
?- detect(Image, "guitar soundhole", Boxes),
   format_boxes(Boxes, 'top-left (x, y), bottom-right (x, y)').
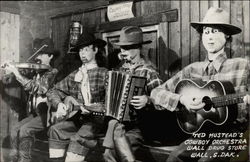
top-left (202, 96), bottom-right (213, 111)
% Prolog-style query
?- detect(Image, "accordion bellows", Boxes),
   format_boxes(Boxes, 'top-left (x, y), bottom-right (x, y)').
top-left (105, 71), bottom-right (147, 121)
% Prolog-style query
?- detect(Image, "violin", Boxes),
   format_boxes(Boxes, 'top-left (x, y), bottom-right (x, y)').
top-left (1, 45), bottom-right (51, 84)
top-left (1, 44), bottom-right (51, 70)
top-left (1, 62), bottom-right (51, 70)
top-left (1, 62), bottom-right (51, 85)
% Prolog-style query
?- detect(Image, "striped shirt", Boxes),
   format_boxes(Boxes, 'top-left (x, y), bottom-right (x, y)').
top-left (47, 67), bottom-right (107, 111)
top-left (151, 53), bottom-right (250, 123)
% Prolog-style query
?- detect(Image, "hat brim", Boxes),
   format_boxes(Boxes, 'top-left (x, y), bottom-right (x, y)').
top-left (114, 40), bottom-right (152, 46)
top-left (190, 22), bottom-right (242, 35)
top-left (75, 39), bottom-right (107, 49)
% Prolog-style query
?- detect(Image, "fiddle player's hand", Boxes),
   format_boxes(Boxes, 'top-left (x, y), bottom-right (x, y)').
top-left (179, 95), bottom-right (205, 111)
top-left (2, 73), bottom-right (15, 84)
top-left (3, 63), bottom-right (20, 76)
top-left (243, 94), bottom-right (250, 105)
top-left (56, 103), bottom-right (68, 119)
top-left (80, 106), bottom-right (90, 115)
top-left (130, 95), bottom-right (149, 109)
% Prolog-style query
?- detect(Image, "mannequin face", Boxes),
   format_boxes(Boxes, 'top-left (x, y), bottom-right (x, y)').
top-left (120, 46), bottom-right (140, 64)
top-left (35, 53), bottom-right (53, 65)
top-left (79, 44), bottom-right (97, 64)
top-left (202, 26), bottom-right (227, 55)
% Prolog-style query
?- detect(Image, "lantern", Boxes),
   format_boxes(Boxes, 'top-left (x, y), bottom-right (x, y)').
top-left (68, 21), bottom-right (82, 53)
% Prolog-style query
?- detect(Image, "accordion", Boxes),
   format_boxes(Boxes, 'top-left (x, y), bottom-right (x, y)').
top-left (105, 71), bottom-right (147, 121)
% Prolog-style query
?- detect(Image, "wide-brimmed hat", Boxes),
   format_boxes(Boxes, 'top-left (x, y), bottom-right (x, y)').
top-left (75, 30), bottom-right (106, 49)
top-left (191, 7), bottom-right (241, 35)
top-left (114, 26), bottom-right (152, 46)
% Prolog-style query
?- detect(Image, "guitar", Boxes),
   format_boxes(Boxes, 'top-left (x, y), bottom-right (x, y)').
top-left (175, 79), bottom-right (248, 134)
top-left (47, 96), bottom-right (105, 126)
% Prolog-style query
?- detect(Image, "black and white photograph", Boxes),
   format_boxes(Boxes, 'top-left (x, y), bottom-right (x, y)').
top-left (0, 1), bottom-right (249, 162)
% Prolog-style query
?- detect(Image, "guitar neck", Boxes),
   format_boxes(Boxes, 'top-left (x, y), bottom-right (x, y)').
top-left (212, 92), bottom-right (247, 107)
top-left (73, 104), bottom-right (104, 115)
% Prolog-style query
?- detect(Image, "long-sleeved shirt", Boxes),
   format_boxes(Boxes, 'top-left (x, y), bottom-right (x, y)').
top-left (21, 68), bottom-right (58, 95)
top-left (15, 68), bottom-right (58, 114)
top-left (151, 53), bottom-right (250, 123)
top-left (120, 59), bottom-right (163, 121)
top-left (47, 67), bottom-right (107, 111)
top-left (120, 59), bottom-right (162, 96)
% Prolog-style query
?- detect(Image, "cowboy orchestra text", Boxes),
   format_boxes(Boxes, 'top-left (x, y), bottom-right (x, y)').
top-left (184, 132), bottom-right (248, 158)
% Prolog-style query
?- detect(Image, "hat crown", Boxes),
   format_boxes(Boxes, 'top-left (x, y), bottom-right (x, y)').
top-left (75, 29), bottom-right (106, 49)
top-left (119, 26), bottom-right (143, 44)
top-left (77, 30), bottom-right (96, 47)
top-left (190, 7), bottom-right (242, 35)
top-left (115, 26), bottom-right (151, 46)
top-left (202, 7), bottom-right (230, 24)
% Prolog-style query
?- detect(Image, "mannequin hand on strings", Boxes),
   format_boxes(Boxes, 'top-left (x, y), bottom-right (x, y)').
top-left (2, 62), bottom-right (21, 77)
top-left (80, 106), bottom-right (90, 115)
top-left (243, 94), bottom-right (250, 105)
top-left (130, 95), bottom-right (149, 109)
top-left (56, 102), bottom-right (68, 119)
top-left (179, 95), bottom-right (205, 111)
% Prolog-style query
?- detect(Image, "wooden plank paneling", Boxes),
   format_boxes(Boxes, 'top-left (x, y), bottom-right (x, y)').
top-left (190, 1), bottom-right (200, 63)
top-left (243, 0), bottom-right (250, 59)
top-left (231, 1), bottom-right (244, 58)
top-left (85, 11), bottom-right (97, 26)
top-left (169, 0), bottom-right (181, 77)
top-left (100, 8), bottom-right (107, 23)
top-left (167, 1), bottom-right (181, 77)
top-left (0, 12), bottom-right (20, 64)
top-left (199, 0), bottom-right (209, 61)
top-left (220, 0), bottom-right (231, 57)
top-left (181, 1), bottom-right (190, 68)
top-left (156, 1), bottom-right (171, 12)
top-left (141, 1), bottom-right (156, 16)
top-left (143, 30), bottom-right (158, 68)
top-left (211, 0), bottom-right (219, 8)
top-left (98, 9), bottom-right (178, 33)
top-left (134, 0), bottom-right (142, 17)
top-left (94, 10), bottom-right (101, 26)
top-left (0, 13), bottom-right (22, 144)
top-left (50, 0), bottom-right (249, 80)
top-left (159, 22), bottom-right (169, 81)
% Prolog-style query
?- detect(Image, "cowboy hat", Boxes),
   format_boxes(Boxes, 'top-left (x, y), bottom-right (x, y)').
top-left (114, 26), bottom-right (152, 46)
top-left (191, 7), bottom-right (241, 35)
top-left (75, 29), bottom-right (106, 49)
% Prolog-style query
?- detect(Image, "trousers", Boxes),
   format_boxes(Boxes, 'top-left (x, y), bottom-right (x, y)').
top-left (103, 121), bottom-right (143, 162)
top-left (10, 113), bottom-right (47, 162)
top-left (48, 114), bottom-right (106, 156)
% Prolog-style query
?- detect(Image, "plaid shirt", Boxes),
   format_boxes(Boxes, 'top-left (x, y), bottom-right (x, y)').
top-left (120, 59), bottom-right (162, 96)
top-left (120, 59), bottom-right (162, 121)
top-left (47, 67), bottom-right (107, 111)
top-left (16, 68), bottom-right (58, 114)
top-left (151, 53), bottom-right (250, 123)
top-left (22, 68), bottom-right (58, 95)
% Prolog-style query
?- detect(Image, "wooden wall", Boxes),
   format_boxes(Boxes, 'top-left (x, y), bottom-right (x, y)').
top-left (0, 1), bottom-right (249, 156)
top-left (168, 0), bottom-right (250, 68)
top-left (51, 0), bottom-right (250, 81)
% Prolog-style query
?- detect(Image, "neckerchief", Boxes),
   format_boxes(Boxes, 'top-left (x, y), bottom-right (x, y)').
top-left (74, 63), bottom-right (98, 105)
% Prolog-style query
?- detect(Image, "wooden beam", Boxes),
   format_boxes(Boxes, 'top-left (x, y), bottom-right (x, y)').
top-left (50, 5), bottom-right (107, 19)
top-left (0, 1), bottom-right (20, 14)
top-left (97, 9), bottom-right (178, 33)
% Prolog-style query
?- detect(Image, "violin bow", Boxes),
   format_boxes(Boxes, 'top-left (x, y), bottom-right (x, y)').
top-left (26, 44), bottom-right (48, 62)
